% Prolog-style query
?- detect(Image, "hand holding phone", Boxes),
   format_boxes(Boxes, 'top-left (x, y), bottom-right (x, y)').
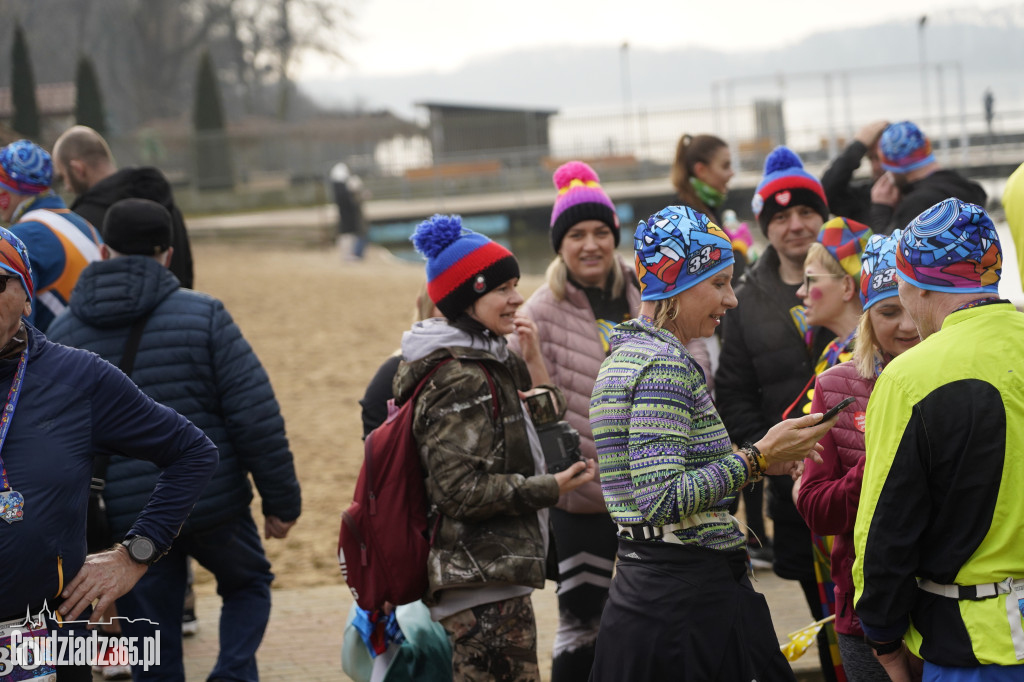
top-left (815, 396), bottom-right (856, 425)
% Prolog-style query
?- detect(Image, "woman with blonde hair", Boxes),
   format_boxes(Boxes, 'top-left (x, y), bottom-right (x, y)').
top-left (795, 231), bottom-right (919, 680)
top-left (588, 205), bottom-right (837, 680)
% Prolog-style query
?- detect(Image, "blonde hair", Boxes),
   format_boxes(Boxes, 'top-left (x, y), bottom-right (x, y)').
top-left (545, 253), bottom-right (626, 302)
top-left (806, 242), bottom-right (862, 286)
top-left (413, 282), bottom-right (436, 323)
top-left (651, 295), bottom-right (680, 329)
top-left (852, 310), bottom-right (880, 379)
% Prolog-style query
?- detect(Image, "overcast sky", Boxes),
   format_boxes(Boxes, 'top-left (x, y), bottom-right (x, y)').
top-left (296, 0), bottom-right (1015, 79)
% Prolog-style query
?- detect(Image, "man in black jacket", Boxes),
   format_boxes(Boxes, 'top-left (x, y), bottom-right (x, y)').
top-left (820, 119), bottom-right (888, 225)
top-left (52, 125), bottom-right (194, 288)
top-left (716, 145), bottom-right (838, 681)
top-left (869, 120), bottom-right (987, 235)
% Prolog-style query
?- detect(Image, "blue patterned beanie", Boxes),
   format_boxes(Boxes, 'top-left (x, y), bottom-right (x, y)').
top-left (634, 205), bottom-right (734, 301)
top-left (896, 198), bottom-right (1001, 294)
top-left (860, 230), bottom-right (901, 309)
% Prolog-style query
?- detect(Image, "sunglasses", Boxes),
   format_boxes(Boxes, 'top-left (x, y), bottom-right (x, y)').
top-left (0, 274), bottom-right (21, 293)
top-left (802, 273), bottom-right (845, 291)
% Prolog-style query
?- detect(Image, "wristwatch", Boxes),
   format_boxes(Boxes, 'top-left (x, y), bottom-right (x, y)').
top-left (121, 535), bottom-right (160, 565)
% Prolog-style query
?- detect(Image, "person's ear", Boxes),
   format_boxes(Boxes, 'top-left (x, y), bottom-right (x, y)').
top-left (842, 275), bottom-right (857, 301)
top-left (99, 244), bottom-right (112, 261)
top-left (161, 246), bottom-right (174, 268)
top-left (692, 161), bottom-right (708, 182)
top-left (22, 298), bottom-right (31, 318)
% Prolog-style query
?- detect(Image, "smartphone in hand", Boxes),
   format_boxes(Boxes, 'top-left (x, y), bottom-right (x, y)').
top-left (815, 396), bottom-right (856, 425)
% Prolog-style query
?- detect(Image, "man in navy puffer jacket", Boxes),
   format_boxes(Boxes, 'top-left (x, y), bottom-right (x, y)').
top-left (48, 198), bottom-right (302, 682)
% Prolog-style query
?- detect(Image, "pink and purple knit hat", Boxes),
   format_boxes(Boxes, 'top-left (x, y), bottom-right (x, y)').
top-left (411, 214), bottom-right (520, 321)
top-left (879, 121), bottom-right (935, 174)
top-left (0, 140), bottom-right (52, 196)
top-left (550, 161), bottom-right (619, 252)
top-left (896, 198), bottom-right (1001, 294)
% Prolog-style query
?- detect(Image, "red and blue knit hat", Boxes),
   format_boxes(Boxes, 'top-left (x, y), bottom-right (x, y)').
top-left (860, 230), bottom-right (901, 309)
top-left (550, 161), bottom-right (619, 253)
top-left (751, 146), bottom-right (828, 234)
top-left (0, 140), bottom-right (52, 196)
top-left (896, 198), bottom-right (1001, 294)
top-left (0, 227), bottom-right (34, 299)
top-left (818, 217), bottom-right (873, 278)
top-left (879, 121), bottom-right (935, 174)
top-left (411, 214), bottom-right (520, 320)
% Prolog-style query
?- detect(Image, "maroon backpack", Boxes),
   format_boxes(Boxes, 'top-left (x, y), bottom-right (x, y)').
top-left (338, 358), bottom-right (497, 611)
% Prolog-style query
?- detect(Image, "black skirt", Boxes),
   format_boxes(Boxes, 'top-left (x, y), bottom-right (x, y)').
top-left (589, 538), bottom-right (796, 682)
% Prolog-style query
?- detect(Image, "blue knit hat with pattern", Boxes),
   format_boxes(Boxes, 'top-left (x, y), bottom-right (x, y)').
top-left (634, 205), bottom-right (734, 301)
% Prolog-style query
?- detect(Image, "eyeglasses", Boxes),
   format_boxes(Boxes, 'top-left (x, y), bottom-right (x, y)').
top-left (802, 273), bottom-right (845, 291)
top-left (0, 275), bottom-right (20, 293)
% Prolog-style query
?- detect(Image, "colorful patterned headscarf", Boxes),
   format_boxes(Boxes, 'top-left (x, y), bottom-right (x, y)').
top-left (0, 227), bottom-right (34, 299)
top-left (860, 230), bottom-right (902, 309)
top-left (879, 121), bottom-right (935, 174)
top-left (634, 205), bottom-right (733, 301)
top-left (897, 198), bottom-right (1001, 294)
top-left (0, 140), bottom-right (52, 196)
top-left (818, 217), bottom-right (873, 278)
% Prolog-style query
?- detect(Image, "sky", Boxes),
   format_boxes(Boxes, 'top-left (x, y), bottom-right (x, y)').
top-left (296, 0), bottom-right (1016, 80)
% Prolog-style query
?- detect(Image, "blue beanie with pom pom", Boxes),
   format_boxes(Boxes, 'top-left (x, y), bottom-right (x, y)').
top-left (751, 146), bottom-right (828, 234)
top-left (411, 214), bottom-right (520, 320)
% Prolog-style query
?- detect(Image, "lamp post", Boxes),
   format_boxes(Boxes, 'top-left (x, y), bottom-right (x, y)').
top-left (918, 15), bottom-right (929, 123)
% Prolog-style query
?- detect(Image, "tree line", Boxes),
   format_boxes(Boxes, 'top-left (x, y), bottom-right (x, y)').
top-left (1, 0), bottom-right (351, 132)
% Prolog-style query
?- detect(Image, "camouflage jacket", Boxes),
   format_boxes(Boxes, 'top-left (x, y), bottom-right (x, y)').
top-left (393, 345), bottom-right (560, 604)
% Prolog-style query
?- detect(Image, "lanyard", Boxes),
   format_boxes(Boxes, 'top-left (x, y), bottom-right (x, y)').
top-left (0, 348), bottom-right (30, 492)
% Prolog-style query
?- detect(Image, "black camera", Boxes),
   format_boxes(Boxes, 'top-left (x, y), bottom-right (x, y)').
top-left (524, 389), bottom-right (584, 474)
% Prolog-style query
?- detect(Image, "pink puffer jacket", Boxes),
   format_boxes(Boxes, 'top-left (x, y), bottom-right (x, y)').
top-left (796, 360), bottom-right (874, 636)
top-left (512, 258), bottom-right (645, 513)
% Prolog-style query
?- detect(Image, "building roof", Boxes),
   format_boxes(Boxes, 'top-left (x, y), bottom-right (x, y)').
top-left (416, 101), bottom-right (558, 117)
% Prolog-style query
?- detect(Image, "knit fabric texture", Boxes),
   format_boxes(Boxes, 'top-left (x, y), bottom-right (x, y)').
top-left (411, 214), bottom-right (520, 320)
top-left (590, 317), bottom-right (748, 550)
top-left (751, 146), bottom-right (829, 233)
top-left (879, 121), bottom-right (935, 173)
top-left (0, 140), bottom-right (52, 196)
top-left (897, 198), bottom-right (1001, 294)
top-left (550, 161), bottom-right (619, 252)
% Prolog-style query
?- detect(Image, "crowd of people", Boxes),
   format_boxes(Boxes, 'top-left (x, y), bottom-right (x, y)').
top-left (0, 115), bottom-right (1021, 682)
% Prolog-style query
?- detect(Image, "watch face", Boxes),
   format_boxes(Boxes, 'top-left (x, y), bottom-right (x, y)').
top-left (127, 536), bottom-right (157, 563)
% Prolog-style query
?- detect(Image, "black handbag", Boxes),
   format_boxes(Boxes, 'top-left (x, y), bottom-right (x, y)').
top-left (86, 312), bottom-right (151, 552)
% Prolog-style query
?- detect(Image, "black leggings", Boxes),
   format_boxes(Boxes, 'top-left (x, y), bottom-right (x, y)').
top-left (549, 509), bottom-right (618, 682)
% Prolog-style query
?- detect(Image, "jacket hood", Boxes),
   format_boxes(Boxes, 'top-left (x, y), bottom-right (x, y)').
top-left (395, 318), bottom-right (514, 403)
top-left (71, 167), bottom-right (175, 213)
top-left (67, 256), bottom-right (180, 328)
top-left (400, 318), bottom-right (509, 363)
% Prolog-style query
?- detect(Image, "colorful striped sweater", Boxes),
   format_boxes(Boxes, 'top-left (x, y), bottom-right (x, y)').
top-left (590, 318), bottom-right (749, 549)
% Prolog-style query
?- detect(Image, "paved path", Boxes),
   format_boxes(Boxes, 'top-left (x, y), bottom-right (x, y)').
top-left (130, 568), bottom-right (828, 681)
